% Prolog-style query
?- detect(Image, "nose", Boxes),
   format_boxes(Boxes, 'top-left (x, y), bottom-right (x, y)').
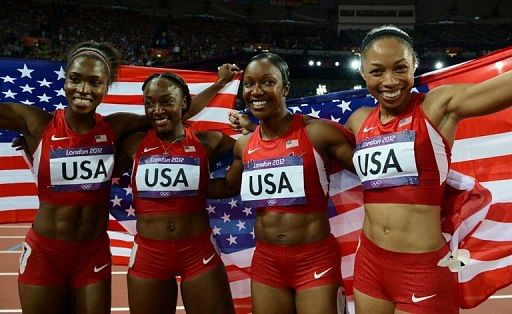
top-left (251, 83), bottom-right (264, 96)
top-left (77, 82), bottom-right (91, 93)
top-left (382, 72), bottom-right (399, 86)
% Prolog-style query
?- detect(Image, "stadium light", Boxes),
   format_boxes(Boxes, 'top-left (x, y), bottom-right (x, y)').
top-left (435, 61), bottom-right (444, 69)
top-left (350, 59), bottom-right (360, 70)
top-left (308, 60), bottom-right (314, 66)
top-left (335, 61), bottom-right (340, 67)
top-left (316, 61), bottom-right (322, 66)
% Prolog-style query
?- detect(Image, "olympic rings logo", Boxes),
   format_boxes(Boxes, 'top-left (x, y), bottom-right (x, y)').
top-left (267, 199), bottom-right (277, 206)
top-left (370, 180), bottom-right (382, 188)
top-left (81, 184), bottom-right (92, 190)
top-left (160, 192), bottom-right (171, 197)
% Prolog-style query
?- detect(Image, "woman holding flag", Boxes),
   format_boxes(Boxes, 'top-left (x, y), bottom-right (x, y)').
top-left (209, 52), bottom-right (355, 314)
top-left (115, 72), bottom-right (237, 314)
top-left (345, 25), bottom-right (512, 313)
top-left (228, 27), bottom-right (512, 313)
top-left (0, 40), bottom-right (238, 313)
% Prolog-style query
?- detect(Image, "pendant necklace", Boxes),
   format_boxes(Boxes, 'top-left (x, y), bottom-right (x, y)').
top-left (158, 131), bottom-right (185, 155)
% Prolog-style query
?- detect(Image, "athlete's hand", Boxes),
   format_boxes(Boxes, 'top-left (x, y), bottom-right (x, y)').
top-left (228, 110), bottom-right (255, 135)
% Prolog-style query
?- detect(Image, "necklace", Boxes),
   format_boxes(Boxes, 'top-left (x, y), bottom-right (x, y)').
top-left (158, 131), bottom-right (185, 155)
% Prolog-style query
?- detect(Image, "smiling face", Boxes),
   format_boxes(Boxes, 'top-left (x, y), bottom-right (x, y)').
top-left (64, 56), bottom-right (109, 115)
top-left (143, 77), bottom-right (185, 136)
top-left (242, 58), bottom-right (290, 120)
top-left (360, 37), bottom-right (416, 113)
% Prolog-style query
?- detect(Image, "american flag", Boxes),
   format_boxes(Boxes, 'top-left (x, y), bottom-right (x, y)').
top-left (1, 46), bottom-right (512, 312)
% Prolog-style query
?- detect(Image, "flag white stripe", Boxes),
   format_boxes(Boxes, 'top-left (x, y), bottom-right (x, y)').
top-left (108, 80), bottom-right (239, 96)
top-left (452, 132), bottom-right (512, 162)
top-left (0, 196), bottom-right (39, 211)
top-left (107, 230), bottom-right (135, 242)
top-left (222, 247), bottom-right (255, 268)
top-left (0, 170), bottom-right (34, 184)
top-left (229, 278), bottom-right (251, 299)
top-left (187, 107), bottom-right (233, 124)
top-left (330, 206), bottom-right (365, 237)
top-left (471, 220), bottom-right (512, 242)
top-left (459, 254), bottom-right (512, 283)
top-left (482, 180), bottom-right (512, 203)
top-left (96, 105), bottom-right (232, 124)
top-left (110, 246), bottom-right (131, 257)
top-left (0, 144), bottom-right (25, 157)
top-left (341, 253), bottom-right (356, 278)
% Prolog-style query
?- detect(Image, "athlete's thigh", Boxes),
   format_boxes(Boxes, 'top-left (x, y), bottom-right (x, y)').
top-left (295, 283), bottom-right (339, 314)
top-left (353, 288), bottom-right (395, 314)
top-left (127, 273), bottom-right (178, 314)
top-left (251, 281), bottom-right (295, 314)
top-left (181, 264), bottom-right (235, 314)
top-left (18, 282), bottom-right (69, 314)
top-left (72, 279), bottom-right (111, 314)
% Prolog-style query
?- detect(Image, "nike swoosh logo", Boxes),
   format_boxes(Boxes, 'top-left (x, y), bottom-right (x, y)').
top-left (411, 293), bottom-right (437, 303)
top-left (143, 147), bottom-right (159, 153)
top-left (51, 135), bottom-right (70, 141)
top-left (362, 126), bottom-right (375, 132)
top-left (202, 253), bottom-right (216, 265)
top-left (93, 263), bottom-right (109, 273)
top-left (248, 147), bottom-right (260, 154)
top-left (313, 267), bottom-right (332, 280)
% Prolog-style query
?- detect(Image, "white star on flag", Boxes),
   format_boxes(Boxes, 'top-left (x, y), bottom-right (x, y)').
top-left (1, 75), bottom-right (16, 83)
top-left (221, 212), bottom-right (231, 223)
top-left (289, 106), bottom-right (301, 113)
top-left (229, 198), bottom-right (238, 208)
top-left (54, 103), bottom-right (66, 110)
top-left (125, 205), bottom-right (135, 217)
top-left (110, 195), bottom-right (123, 207)
top-left (227, 234), bottom-right (237, 245)
top-left (236, 220), bottom-right (246, 231)
top-left (20, 84), bottom-right (34, 93)
top-left (206, 204), bottom-right (216, 214)
top-left (2, 89), bottom-right (17, 99)
top-left (54, 66), bottom-right (65, 80)
top-left (54, 88), bottom-right (65, 97)
top-left (212, 225), bottom-right (222, 235)
top-left (17, 64), bottom-right (34, 78)
top-left (123, 186), bottom-right (132, 196)
top-left (37, 93), bottom-right (51, 103)
top-left (37, 78), bottom-right (52, 87)
top-left (309, 108), bottom-right (321, 118)
top-left (250, 229), bottom-right (255, 239)
top-left (242, 207), bottom-right (252, 216)
top-left (20, 99), bottom-right (34, 105)
top-left (337, 100), bottom-right (352, 113)
top-left (330, 115), bottom-right (341, 123)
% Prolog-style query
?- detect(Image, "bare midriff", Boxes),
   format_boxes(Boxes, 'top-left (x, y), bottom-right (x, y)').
top-left (363, 202), bottom-right (445, 253)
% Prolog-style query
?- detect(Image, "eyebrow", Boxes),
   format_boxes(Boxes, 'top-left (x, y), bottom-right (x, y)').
top-left (144, 93), bottom-right (172, 99)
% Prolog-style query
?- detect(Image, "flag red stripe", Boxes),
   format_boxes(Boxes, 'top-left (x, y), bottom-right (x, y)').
top-left (452, 156), bottom-right (512, 182)
top-left (0, 183), bottom-right (37, 197)
top-left (0, 209), bottom-right (36, 223)
top-left (102, 93), bottom-right (236, 109)
top-left (0, 156), bottom-right (30, 170)
top-left (455, 109), bottom-right (512, 139)
top-left (116, 65), bottom-right (218, 83)
top-left (459, 266), bottom-right (512, 308)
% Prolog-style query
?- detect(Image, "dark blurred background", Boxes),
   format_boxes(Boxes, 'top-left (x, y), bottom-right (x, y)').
top-left (2, 0), bottom-right (511, 98)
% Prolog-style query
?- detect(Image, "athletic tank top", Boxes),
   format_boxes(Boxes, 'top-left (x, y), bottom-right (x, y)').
top-left (241, 114), bottom-right (329, 213)
top-left (34, 109), bottom-right (115, 205)
top-left (353, 93), bottom-right (451, 205)
top-left (132, 128), bottom-right (209, 214)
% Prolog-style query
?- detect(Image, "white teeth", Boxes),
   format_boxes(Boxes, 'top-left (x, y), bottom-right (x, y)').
top-left (74, 98), bottom-right (92, 106)
top-left (252, 100), bottom-right (267, 107)
top-left (381, 90), bottom-right (400, 99)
